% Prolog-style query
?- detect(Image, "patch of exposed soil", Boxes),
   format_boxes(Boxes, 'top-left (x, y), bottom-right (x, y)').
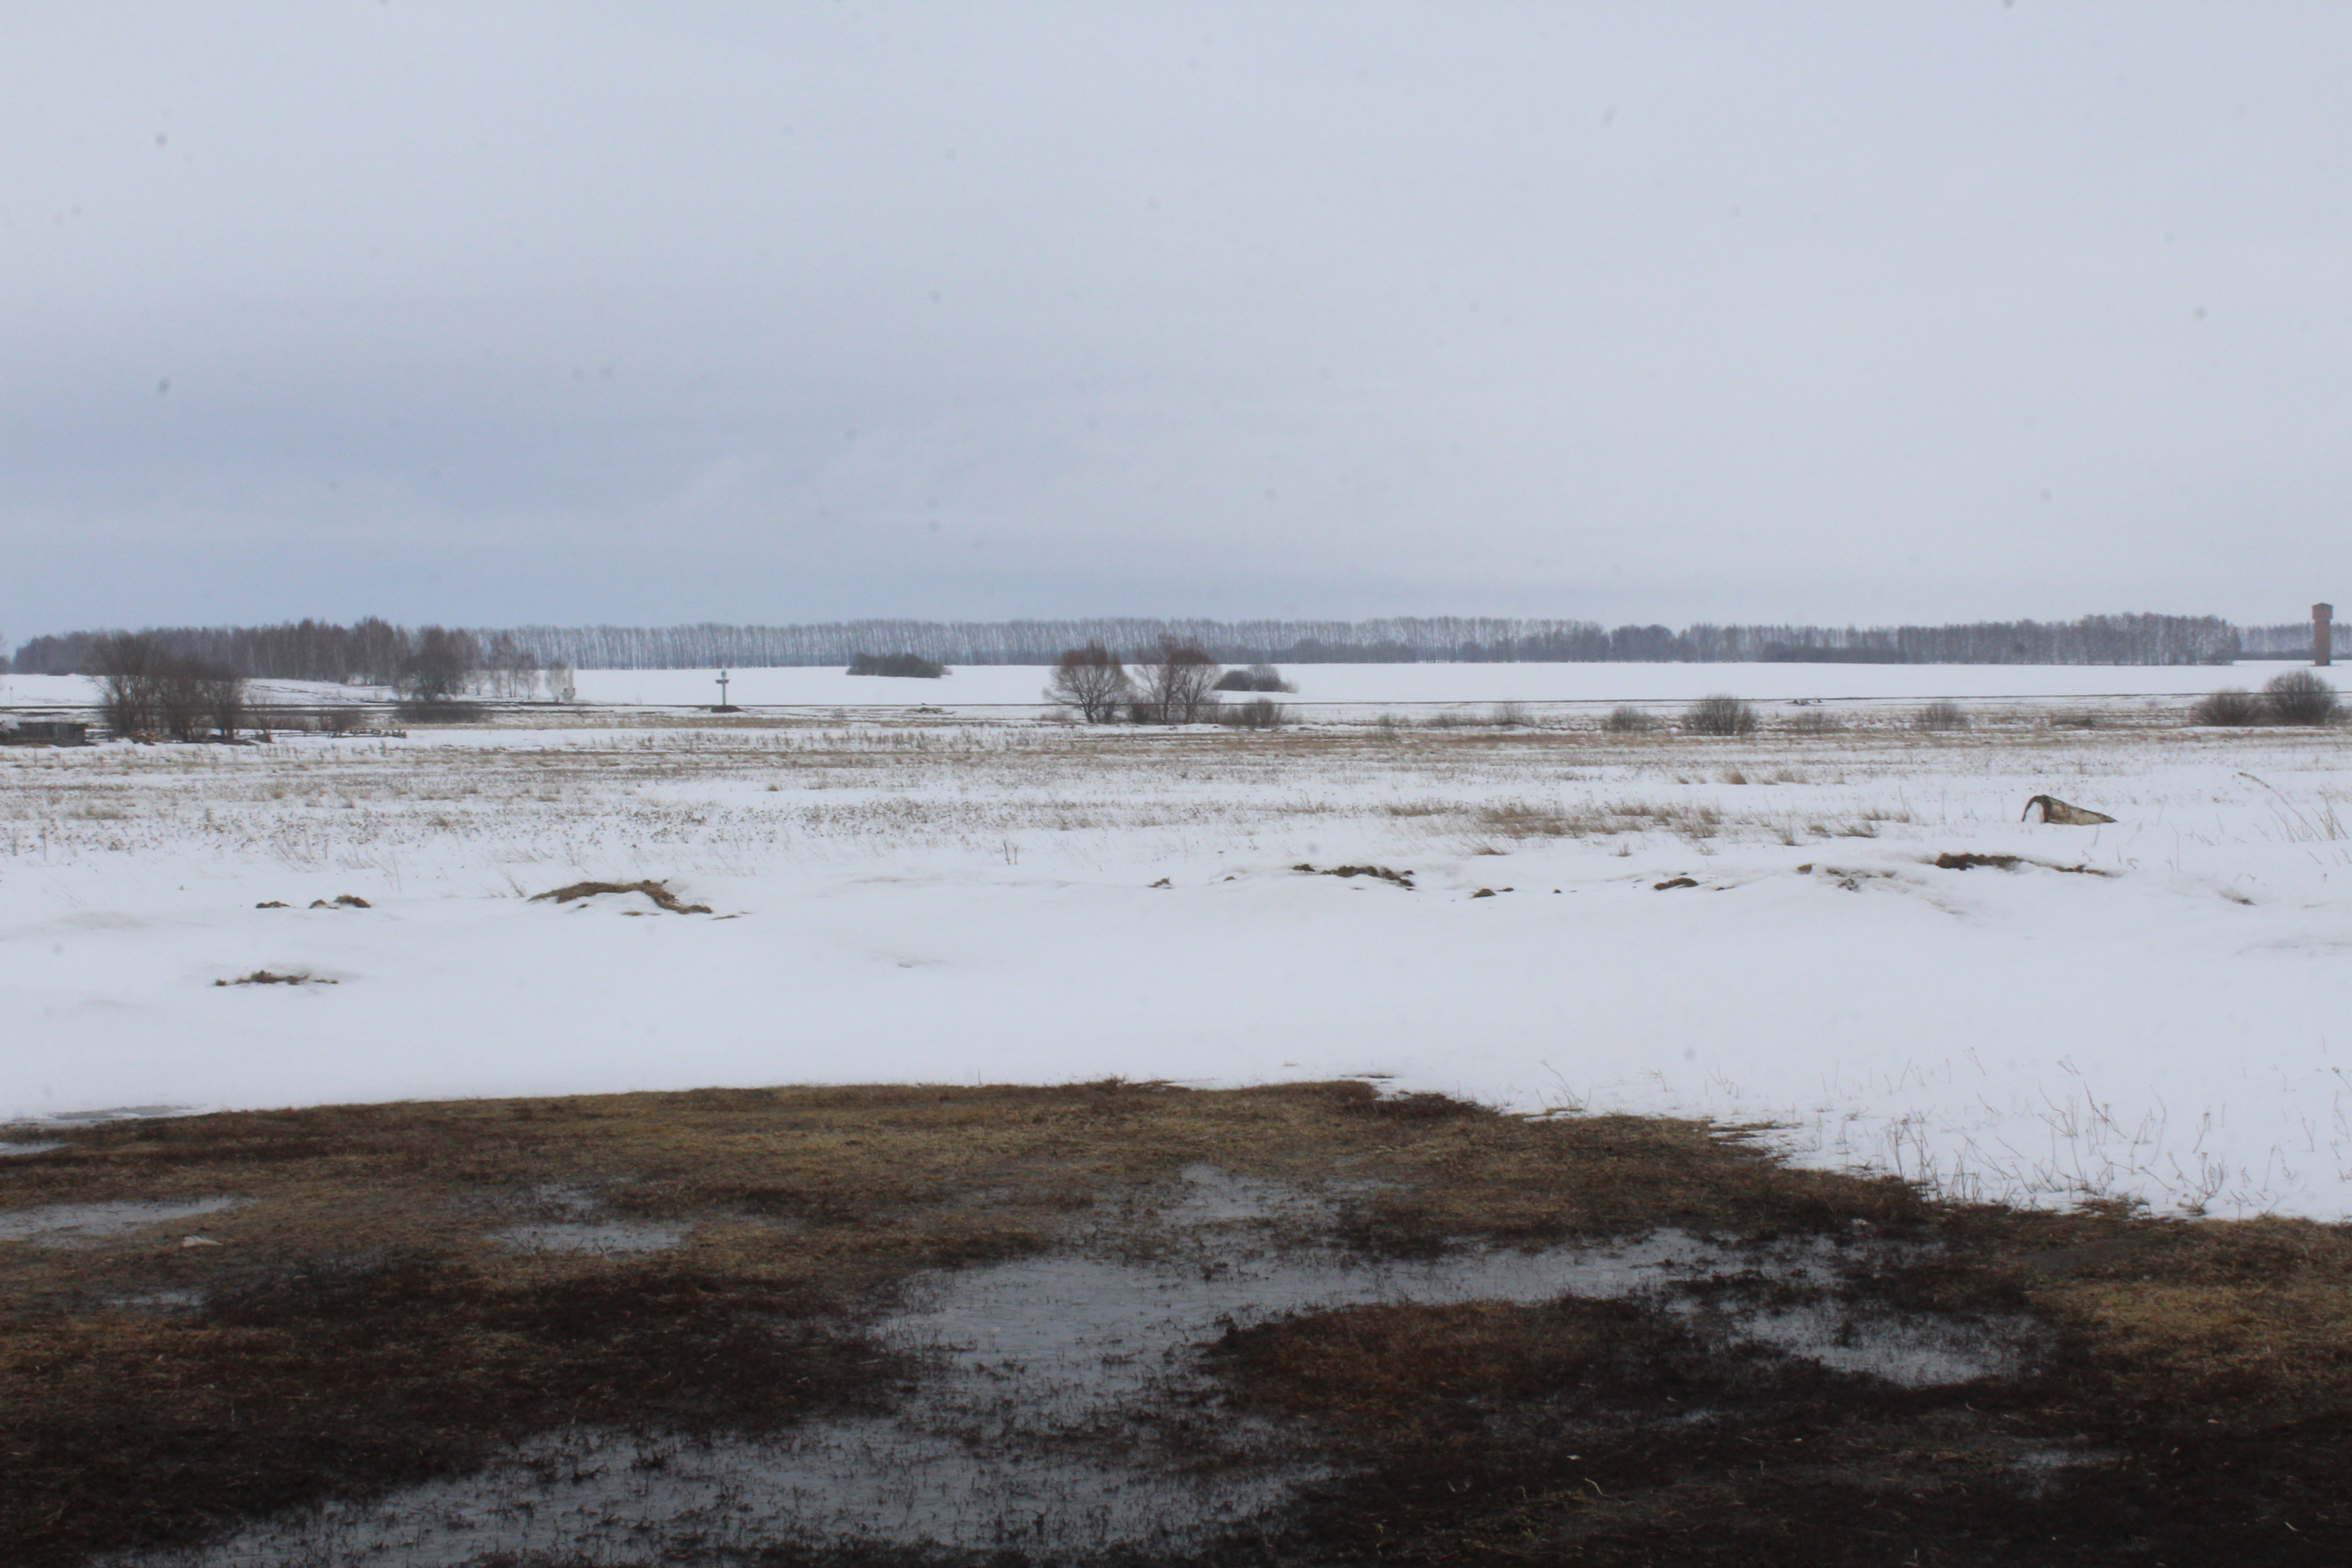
top-left (1291, 862), bottom-right (1414, 888)
top-left (528, 878), bottom-right (713, 914)
top-left (3, 1085), bottom-right (2346, 1565)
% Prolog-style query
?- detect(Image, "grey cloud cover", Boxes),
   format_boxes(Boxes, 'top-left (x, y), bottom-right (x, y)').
top-left (4, 2), bottom-right (2346, 638)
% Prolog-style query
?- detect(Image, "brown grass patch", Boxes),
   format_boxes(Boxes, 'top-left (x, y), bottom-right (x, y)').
top-left (529, 878), bottom-right (713, 914)
top-left (5, 1084), bottom-right (2348, 1564)
top-left (1291, 862), bottom-right (1414, 888)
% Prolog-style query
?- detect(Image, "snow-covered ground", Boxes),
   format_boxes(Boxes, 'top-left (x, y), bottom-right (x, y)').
top-left (569, 662), bottom-right (2284, 709)
top-left (4, 702), bottom-right (2348, 1219)
top-left (2, 661), bottom-right (2300, 715)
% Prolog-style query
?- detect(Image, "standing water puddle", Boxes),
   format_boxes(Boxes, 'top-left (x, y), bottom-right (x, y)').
top-left (113, 1169), bottom-right (2026, 1566)
top-left (0, 1197), bottom-right (245, 1246)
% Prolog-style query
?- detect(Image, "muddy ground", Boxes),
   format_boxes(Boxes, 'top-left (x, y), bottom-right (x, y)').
top-left (4, 1082), bottom-right (2347, 1565)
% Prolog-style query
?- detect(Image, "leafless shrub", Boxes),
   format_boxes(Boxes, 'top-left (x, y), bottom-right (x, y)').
top-left (90, 633), bottom-right (164, 736)
top-left (1682, 695), bottom-right (1756, 736)
top-left (1132, 637), bottom-right (1222, 723)
top-left (1601, 706), bottom-right (1654, 734)
top-left (2190, 687), bottom-right (2259, 727)
top-left (2263, 669), bottom-right (2340, 726)
top-left (1493, 703), bottom-right (1532, 728)
top-left (201, 668), bottom-right (249, 739)
top-left (1217, 697), bottom-right (1286, 730)
top-left (1044, 642), bottom-right (1130, 723)
top-left (1914, 700), bottom-right (1971, 733)
top-left (398, 626), bottom-right (480, 704)
top-left (92, 635), bottom-right (245, 740)
top-left (1784, 708), bottom-right (1844, 735)
top-left (1214, 663), bottom-right (1294, 693)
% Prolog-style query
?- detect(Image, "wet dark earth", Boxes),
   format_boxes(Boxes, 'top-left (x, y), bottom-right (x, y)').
top-left (4, 1085), bottom-right (2347, 1567)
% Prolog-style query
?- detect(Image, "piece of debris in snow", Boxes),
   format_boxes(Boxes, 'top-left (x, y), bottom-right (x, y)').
top-left (255, 901), bottom-right (288, 909)
top-left (1292, 863), bottom-right (1415, 889)
top-left (2021, 794), bottom-right (2115, 825)
top-left (307, 894), bottom-right (372, 909)
top-left (1654, 877), bottom-right (1699, 890)
top-left (529, 880), bottom-right (713, 914)
top-left (216, 970), bottom-right (334, 987)
top-left (1149, 878), bottom-right (1171, 888)
top-left (1934, 852), bottom-right (2021, 871)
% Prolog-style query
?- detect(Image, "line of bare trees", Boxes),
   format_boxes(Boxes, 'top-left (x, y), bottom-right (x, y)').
top-left (8, 620), bottom-right (565, 701)
top-left (10, 609), bottom-right (2269, 678)
top-left (1046, 638), bottom-right (1234, 724)
top-left (88, 635), bottom-right (249, 741)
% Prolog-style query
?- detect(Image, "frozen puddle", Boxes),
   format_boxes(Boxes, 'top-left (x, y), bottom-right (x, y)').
top-left (0, 1197), bottom-right (245, 1247)
top-left (486, 1220), bottom-right (690, 1255)
top-left (1714, 1300), bottom-right (2033, 1387)
top-left (116, 1171), bottom-right (2026, 1566)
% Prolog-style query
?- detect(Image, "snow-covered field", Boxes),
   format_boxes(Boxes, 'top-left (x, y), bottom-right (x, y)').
top-left (568, 661), bottom-right (2284, 709)
top-left (5, 697), bottom-right (2348, 1219)
top-left (0, 660), bottom-right (2301, 715)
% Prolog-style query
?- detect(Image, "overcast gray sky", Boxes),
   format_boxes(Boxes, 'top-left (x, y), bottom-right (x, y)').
top-left (4, 2), bottom-right (2346, 639)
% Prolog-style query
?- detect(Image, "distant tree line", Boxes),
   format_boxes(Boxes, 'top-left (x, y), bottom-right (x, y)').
top-left (4, 610), bottom-right (2258, 676)
top-left (2240, 620), bottom-right (2350, 659)
top-left (7, 621), bottom-right (564, 697)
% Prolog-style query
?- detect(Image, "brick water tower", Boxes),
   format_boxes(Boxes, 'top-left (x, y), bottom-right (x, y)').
top-left (2318, 603), bottom-right (2335, 667)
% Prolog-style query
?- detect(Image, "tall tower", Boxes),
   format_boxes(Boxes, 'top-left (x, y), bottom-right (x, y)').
top-left (2318, 604), bottom-right (2335, 667)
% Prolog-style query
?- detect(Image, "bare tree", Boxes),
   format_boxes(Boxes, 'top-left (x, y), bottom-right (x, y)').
top-left (1045, 642), bottom-right (1131, 723)
top-left (153, 657), bottom-right (213, 741)
top-left (200, 666), bottom-right (250, 740)
top-left (400, 627), bottom-right (481, 704)
top-left (480, 632), bottom-right (541, 698)
top-left (90, 633), bottom-right (165, 737)
top-left (1133, 637), bottom-right (1222, 723)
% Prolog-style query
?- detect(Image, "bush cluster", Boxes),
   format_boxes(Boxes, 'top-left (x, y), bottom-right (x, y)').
top-left (1681, 695), bottom-right (1758, 737)
top-left (1914, 700), bottom-right (1972, 733)
top-left (1214, 663), bottom-right (1296, 693)
top-left (1049, 640), bottom-right (1283, 725)
top-left (88, 634), bottom-right (248, 741)
top-left (2191, 671), bottom-right (2339, 727)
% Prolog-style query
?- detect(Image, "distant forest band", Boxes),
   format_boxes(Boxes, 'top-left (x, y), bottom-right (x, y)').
top-left (9, 611), bottom-right (2339, 681)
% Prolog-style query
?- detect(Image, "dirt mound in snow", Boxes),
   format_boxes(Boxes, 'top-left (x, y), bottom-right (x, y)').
top-left (529, 879), bottom-right (712, 914)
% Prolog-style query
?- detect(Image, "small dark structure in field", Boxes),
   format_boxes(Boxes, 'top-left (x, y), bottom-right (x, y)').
top-left (847, 652), bottom-right (946, 678)
top-left (0, 719), bottom-right (88, 745)
top-left (2316, 602), bottom-right (2333, 667)
top-left (2021, 794), bottom-right (2116, 825)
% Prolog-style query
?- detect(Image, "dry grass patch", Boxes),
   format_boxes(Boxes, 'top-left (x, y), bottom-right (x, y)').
top-left (5, 1086), bottom-right (2350, 1565)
